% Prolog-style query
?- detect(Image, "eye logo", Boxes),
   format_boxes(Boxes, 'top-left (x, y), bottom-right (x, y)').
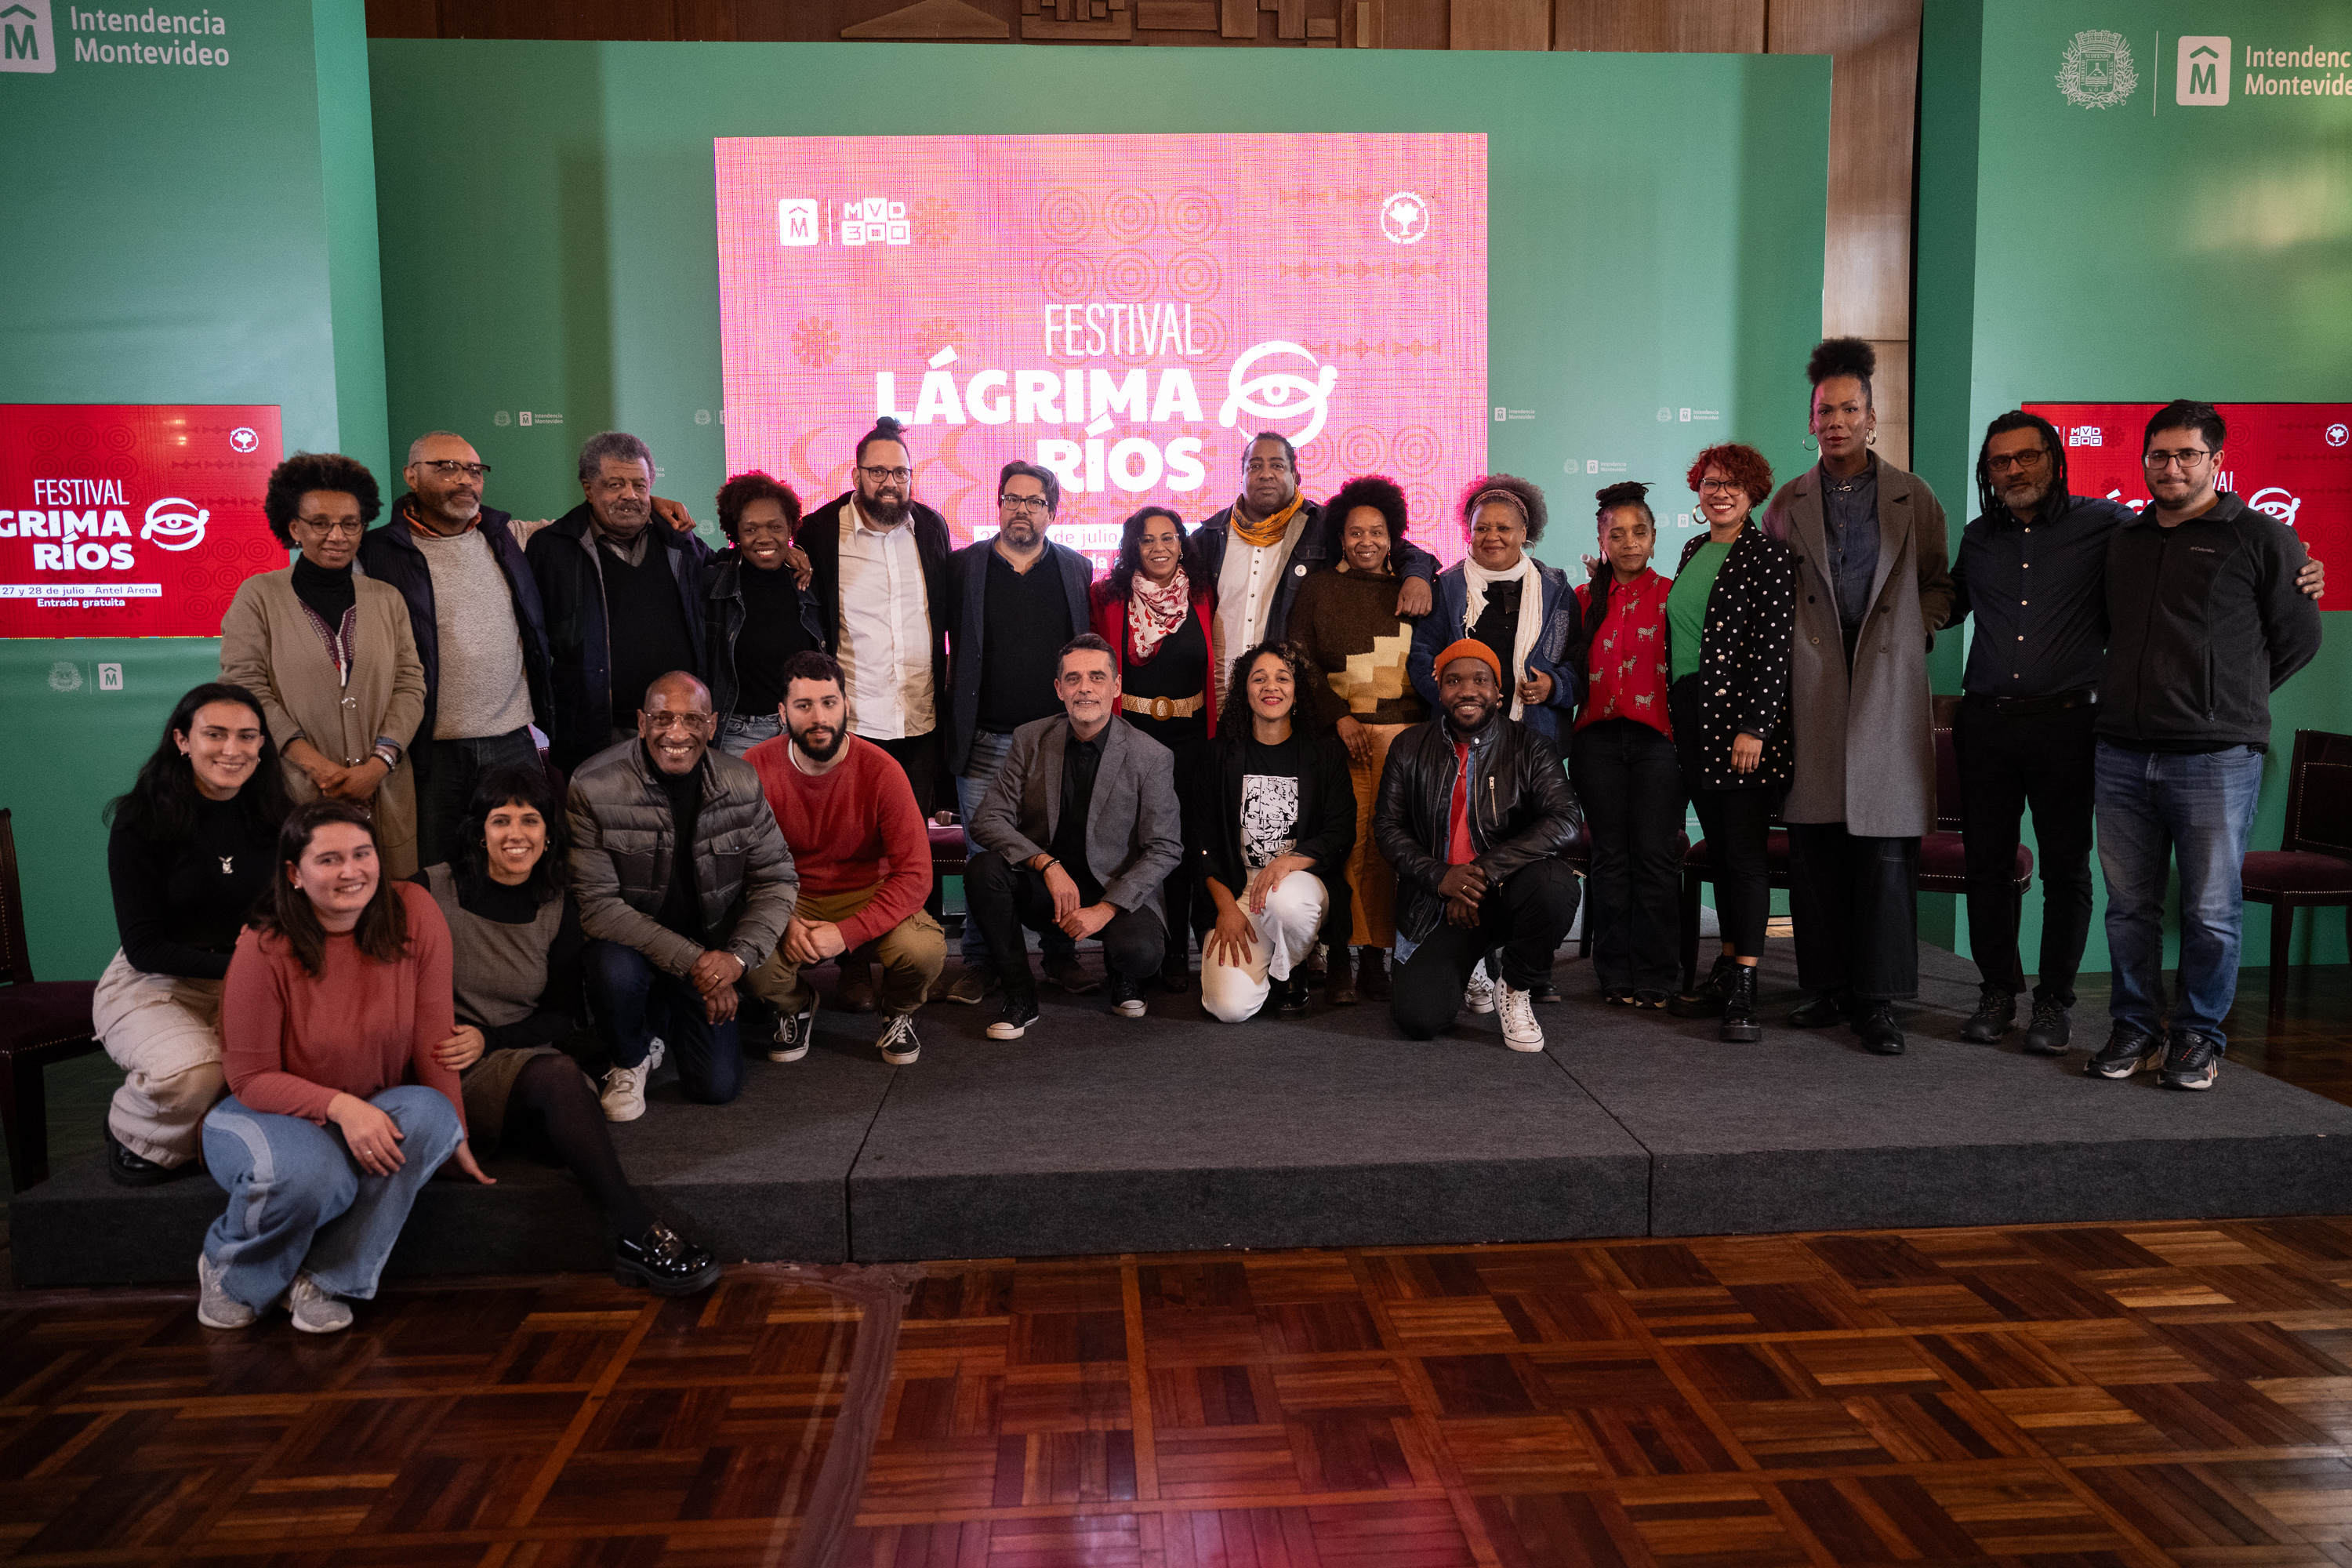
top-left (1218, 341), bottom-right (1340, 447)
top-left (2249, 487), bottom-right (2303, 528)
top-left (140, 497), bottom-right (209, 552)
top-left (1380, 191), bottom-right (1430, 245)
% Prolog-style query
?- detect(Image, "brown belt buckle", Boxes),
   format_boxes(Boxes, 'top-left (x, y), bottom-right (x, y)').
top-left (1151, 696), bottom-right (1175, 720)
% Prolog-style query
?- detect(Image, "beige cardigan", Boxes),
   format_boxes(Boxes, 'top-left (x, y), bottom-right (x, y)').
top-left (219, 567), bottom-right (427, 877)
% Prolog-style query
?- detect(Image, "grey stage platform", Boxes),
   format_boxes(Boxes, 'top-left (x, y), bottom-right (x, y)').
top-left (15, 943), bottom-right (2352, 1286)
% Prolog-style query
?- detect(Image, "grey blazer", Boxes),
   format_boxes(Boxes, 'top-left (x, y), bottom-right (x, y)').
top-left (1762, 456), bottom-right (1955, 838)
top-left (968, 713), bottom-right (1184, 916)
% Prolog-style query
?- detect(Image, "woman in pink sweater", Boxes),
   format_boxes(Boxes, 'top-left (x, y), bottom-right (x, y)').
top-left (197, 798), bottom-right (491, 1334)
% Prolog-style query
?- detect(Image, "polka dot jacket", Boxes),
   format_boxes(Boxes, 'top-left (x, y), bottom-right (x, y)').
top-left (1673, 524), bottom-right (1799, 793)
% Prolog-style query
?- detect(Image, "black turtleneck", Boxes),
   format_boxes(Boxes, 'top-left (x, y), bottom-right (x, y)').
top-left (291, 553), bottom-right (356, 625)
top-left (646, 743), bottom-right (706, 943)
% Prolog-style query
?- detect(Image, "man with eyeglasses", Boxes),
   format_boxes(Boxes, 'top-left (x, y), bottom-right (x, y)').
top-left (568, 671), bottom-right (797, 1120)
top-left (936, 459), bottom-right (1098, 1005)
top-left (1948, 411), bottom-right (2323, 1058)
top-left (2081, 401), bottom-right (2321, 1092)
top-left (794, 416), bottom-right (953, 822)
top-left (527, 431), bottom-right (713, 774)
top-left (358, 431), bottom-right (554, 866)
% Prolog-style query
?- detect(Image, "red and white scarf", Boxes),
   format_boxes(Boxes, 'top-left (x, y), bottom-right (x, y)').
top-left (1127, 568), bottom-right (1192, 663)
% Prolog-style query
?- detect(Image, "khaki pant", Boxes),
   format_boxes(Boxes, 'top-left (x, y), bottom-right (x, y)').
top-left (746, 884), bottom-right (945, 1018)
top-left (91, 949), bottom-right (227, 1167)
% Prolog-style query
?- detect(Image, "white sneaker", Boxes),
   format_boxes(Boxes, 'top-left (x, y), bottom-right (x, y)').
top-left (195, 1252), bottom-right (256, 1330)
top-left (1497, 981), bottom-right (1546, 1052)
top-left (285, 1271), bottom-right (353, 1334)
top-left (770, 1002), bottom-right (815, 1063)
top-left (1463, 960), bottom-right (1497, 1014)
top-left (601, 1059), bottom-right (651, 1122)
top-left (877, 1012), bottom-right (921, 1065)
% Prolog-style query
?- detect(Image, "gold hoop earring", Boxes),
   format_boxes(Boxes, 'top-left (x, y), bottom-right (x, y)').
top-left (1802, 435), bottom-right (1819, 452)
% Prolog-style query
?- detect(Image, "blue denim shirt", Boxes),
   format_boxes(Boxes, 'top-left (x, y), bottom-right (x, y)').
top-left (1817, 456), bottom-right (1880, 628)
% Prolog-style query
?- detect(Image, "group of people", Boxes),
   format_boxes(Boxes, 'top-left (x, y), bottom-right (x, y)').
top-left (84, 333), bottom-right (2323, 1334)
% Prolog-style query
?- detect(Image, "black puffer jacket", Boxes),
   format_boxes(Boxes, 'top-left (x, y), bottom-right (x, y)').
top-left (1374, 710), bottom-right (1582, 944)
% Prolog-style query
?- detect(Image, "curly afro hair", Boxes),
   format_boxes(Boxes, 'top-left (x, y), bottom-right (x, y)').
top-left (1324, 474), bottom-right (1410, 544)
top-left (1684, 443), bottom-right (1776, 507)
top-left (262, 452), bottom-right (382, 547)
top-left (1806, 336), bottom-right (1877, 402)
top-left (1221, 637), bottom-right (1318, 730)
top-left (1593, 480), bottom-right (1653, 526)
top-left (1457, 474), bottom-right (1548, 545)
top-left (715, 470), bottom-right (804, 543)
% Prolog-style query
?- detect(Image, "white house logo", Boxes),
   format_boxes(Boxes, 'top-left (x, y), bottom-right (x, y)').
top-left (0, 0), bottom-right (55, 72)
top-left (228, 426), bottom-right (258, 453)
top-left (1218, 340), bottom-right (1339, 447)
top-left (140, 496), bottom-right (208, 552)
top-left (2058, 30), bottom-right (2137, 108)
top-left (1379, 191), bottom-right (1430, 245)
top-left (2249, 487), bottom-right (2304, 528)
top-left (2328, 423), bottom-right (2348, 448)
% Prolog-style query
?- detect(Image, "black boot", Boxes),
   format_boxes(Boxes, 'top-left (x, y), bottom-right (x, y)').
top-left (1719, 964), bottom-right (1762, 1044)
top-left (614, 1221), bottom-right (723, 1296)
top-left (1668, 954), bottom-right (1737, 1018)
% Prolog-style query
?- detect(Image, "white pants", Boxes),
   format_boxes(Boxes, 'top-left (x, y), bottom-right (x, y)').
top-left (92, 949), bottom-right (227, 1167)
top-left (1200, 871), bottom-right (1328, 1023)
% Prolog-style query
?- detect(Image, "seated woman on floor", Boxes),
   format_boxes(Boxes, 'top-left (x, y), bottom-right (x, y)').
top-left (96, 681), bottom-right (292, 1185)
top-left (199, 799), bottom-right (490, 1335)
top-left (416, 765), bottom-right (720, 1295)
top-left (1197, 641), bottom-right (1356, 1023)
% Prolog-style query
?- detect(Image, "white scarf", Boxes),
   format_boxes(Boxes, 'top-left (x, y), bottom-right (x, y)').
top-left (1459, 554), bottom-right (1544, 720)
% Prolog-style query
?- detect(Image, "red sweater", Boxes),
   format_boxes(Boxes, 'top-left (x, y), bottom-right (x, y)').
top-left (743, 735), bottom-right (933, 949)
top-left (220, 880), bottom-right (466, 1131)
top-left (1573, 568), bottom-right (1674, 741)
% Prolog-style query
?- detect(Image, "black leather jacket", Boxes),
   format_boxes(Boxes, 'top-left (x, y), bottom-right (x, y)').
top-left (1373, 710), bottom-right (1583, 943)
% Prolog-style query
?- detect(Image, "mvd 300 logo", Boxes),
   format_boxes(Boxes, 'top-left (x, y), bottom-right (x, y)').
top-left (2058, 29), bottom-right (2138, 108)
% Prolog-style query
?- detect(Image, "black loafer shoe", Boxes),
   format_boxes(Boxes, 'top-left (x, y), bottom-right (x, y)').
top-left (1528, 982), bottom-right (1563, 1004)
top-left (1788, 991), bottom-right (1852, 1029)
top-left (614, 1221), bottom-right (723, 1296)
top-left (1856, 1003), bottom-right (1905, 1055)
top-left (1274, 972), bottom-right (1313, 1016)
top-left (105, 1120), bottom-right (191, 1187)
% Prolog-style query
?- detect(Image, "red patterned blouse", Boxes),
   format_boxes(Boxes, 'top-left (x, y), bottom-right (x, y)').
top-left (1573, 567), bottom-right (1674, 740)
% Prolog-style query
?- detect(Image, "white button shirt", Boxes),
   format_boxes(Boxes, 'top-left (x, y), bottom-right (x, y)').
top-left (835, 499), bottom-right (935, 740)
top-left (1210, 503), bottom-right (1311, 686)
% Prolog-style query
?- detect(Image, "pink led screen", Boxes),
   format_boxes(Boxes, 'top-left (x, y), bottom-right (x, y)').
top-left (714, 133), bottom-right (1488, 569)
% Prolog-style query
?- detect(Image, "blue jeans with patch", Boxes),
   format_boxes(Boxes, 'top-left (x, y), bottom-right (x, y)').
top-left (200, 1087), bottom-right (463, 1310)
top-left (2095, 740), bottom-right (2265, 1046)
top-left (956, 728), bottom-right (1076, 971)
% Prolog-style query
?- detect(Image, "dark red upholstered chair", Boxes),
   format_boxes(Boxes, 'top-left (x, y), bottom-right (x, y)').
top-left (2240, 728), bottom-right (2352, 1015)
top-left (929, 822), bottom-right (968, 935)
top-left (0, 809), bottom-right (103, 1192)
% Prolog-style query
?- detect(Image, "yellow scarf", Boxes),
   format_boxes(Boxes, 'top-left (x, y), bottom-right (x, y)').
top-left (1230, 492), bottom-right (1304, 550)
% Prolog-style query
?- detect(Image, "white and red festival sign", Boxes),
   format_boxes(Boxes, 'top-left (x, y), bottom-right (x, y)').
top-left (0, 404), bottom-right (283, 638)
top-left (714, 133), bottom-right (1489, 571)
top-left (2025, 401), bottom-right (2352, 565)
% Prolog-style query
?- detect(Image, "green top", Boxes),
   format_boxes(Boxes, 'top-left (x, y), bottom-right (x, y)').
top-left (1667, 539), bottom-right (1732, 684)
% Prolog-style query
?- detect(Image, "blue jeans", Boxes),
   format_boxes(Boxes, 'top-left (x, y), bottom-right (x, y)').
top-left (583, 939), bottom-right (743, 1105)
top-left (200, 1087), bottom-right (463, 1309)
top-left (2095, 740), bottom-right (2265, 1045)
top-left (716, 712), bottom-right (782, 759)
top-left (956, 728), bottom-right (1075, 970)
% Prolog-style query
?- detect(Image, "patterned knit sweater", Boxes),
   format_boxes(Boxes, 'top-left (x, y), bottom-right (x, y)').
top-left (1289, 565), bottom-right (1430, 731)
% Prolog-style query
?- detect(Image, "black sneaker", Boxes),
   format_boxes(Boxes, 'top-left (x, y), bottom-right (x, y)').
top-left (989, 987), bottom-right (1042, 1040)
top-left (1667, 954), bottom-right (1736, 1018)
top-left (1273, 971), bottom-right (1312, 1016)
top-left (876, 1012), bottom-right (921, 1065)
top-left (1718, 964), bottom-right (1761, 1044)
top-left (1856, 1002), bottom-right (1905, 1055)
top-left (2020, 998), bottom-right (2072, 1056)
top-left (768, 998), bottom-right (816, 1063)
top-left (1528, 981), bottom-right (1563, 1004)
top-left (614, 1222), bottom-right (723, 1296)
top-left (1960, 985), bottom-right (2016, 1044)
top-left (2086, 1024), bottom-right (2161, 1080)
top-left (2159, 1029), bottom-right (2222, 1091)
top-left (1109, 972), bottom-right (1147, 1018)
top-left (104, 1120), bottom-right (193, 1187)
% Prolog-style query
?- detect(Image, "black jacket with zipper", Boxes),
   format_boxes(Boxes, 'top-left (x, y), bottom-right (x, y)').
top-left (2096, 491), bottom-right (2321, 752)
top-left (524, 503), bottom-right (712, 773)
top-left (1373, 710), bottom-right (1583, 943)
top-left (700, 546), bottom-right (828, 719)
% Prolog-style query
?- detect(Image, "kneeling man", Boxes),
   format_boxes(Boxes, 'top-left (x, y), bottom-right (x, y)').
top-left (569, 671), bottom-right (797, 1117)
top-left (967, 633), bottom-right (1183, 1039)
top-left (743, 651), bottom-right (945, 1066)
top-left (1376, 641), bottom-right (1582, 1050)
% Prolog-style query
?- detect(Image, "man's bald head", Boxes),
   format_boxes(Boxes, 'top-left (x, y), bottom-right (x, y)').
top-left (638, 672), bottom-right (716, 775)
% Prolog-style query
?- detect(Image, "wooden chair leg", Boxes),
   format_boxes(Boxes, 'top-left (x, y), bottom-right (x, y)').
top-left (2269, 903), bottom-right (2295, 1017)
top-left (1, 1051), bottom-right (50, 1194)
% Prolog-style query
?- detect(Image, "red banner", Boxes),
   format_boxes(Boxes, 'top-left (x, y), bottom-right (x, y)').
top-left (0, 403), bottom-right (285, 639)
top-left (2024, 401), bottom-right (2352, 567)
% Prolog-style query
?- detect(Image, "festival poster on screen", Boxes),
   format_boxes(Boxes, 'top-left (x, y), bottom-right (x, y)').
top-left (0, 405), bottom-right (284, 638)
top-left (2024, 402), bottom-right (2352, 565)
top-left (714, 134), bottom-right (1488, 570)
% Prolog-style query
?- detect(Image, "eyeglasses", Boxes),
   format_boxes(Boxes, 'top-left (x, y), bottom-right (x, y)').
top-left (296, 517), bottom-right (365, 536)
top-left (859, 465), bottom-right (913, 484)
top-left (999, 493), bottom-right (1051, 513)
top-left (1986, 449), bottom-right (2049, 473)
top-left (1697, 478), bottom-right (1747, 495)
top-left (642, 712), bottom-right (713, 733)
top-left (2144, 447), bottom-right (2213, 471)
top-left (417, 459), bottom-right (492, 480)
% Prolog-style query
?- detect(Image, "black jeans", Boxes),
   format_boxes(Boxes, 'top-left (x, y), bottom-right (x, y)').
top-left (966, 851), bottom-right (1167, 989)
top-left (1570, 719), bottom-right (1682, 993)
top-left (1955, 697), bottom-right (2097, 1006)
top-left (416, 727), bottom-right (541, 869)
top-left (1667, 677), bottom-right (1777, 961)
top-left (872, 728), bottom-right (944, 822)
top-left (1392, 860), bottom-right (1581, 1040)
top-left (1786, 822), bottom-right (1919, 1001)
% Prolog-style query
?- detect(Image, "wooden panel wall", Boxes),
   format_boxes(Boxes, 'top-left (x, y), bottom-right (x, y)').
top-left (364, 0), bottom-right (1919, 461)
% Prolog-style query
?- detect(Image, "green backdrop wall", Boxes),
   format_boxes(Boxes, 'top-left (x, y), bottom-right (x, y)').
top-left (0, 0), bottom-right (383, 982)
top-left (1918, 0), bottom-right (2352, 975)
